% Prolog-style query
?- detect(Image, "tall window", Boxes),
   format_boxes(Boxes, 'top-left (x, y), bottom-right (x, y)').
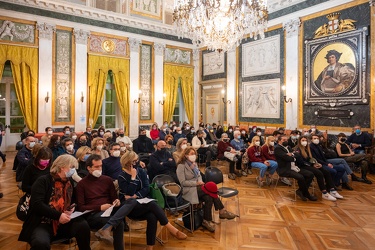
top-left (95, 71), bottom-right (117, 129)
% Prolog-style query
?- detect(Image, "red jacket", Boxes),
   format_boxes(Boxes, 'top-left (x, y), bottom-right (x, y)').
top-left (217, 140), bottom-right (232, 159)
top-left (261, 145), bottom-right (276, 160)
top-left (150, 129), bottom-right (160, 140)
top-left (247, 146), bottom-right (266, 163)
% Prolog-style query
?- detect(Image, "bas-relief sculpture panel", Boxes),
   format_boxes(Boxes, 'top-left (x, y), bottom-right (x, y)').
top-left (130, 0), bottom-right (162, 20)
top-left (203, 52), bottom-right (225, 76)
top-left (164, 48), bottom-right (191, 64)
top-left (140, 44), bottom-right (152, 120)
top-left (242, 79), bottom-right (281, 119)
top-left (89, 35), bottom-right (127, 57)
top-left (242, 35), bottom-right (280, 77)
top-left (0, 20), bottom-right (34, 44)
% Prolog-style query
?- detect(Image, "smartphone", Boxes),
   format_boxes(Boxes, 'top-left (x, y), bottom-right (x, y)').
top-left (68, 203), bottom-right (76, 210)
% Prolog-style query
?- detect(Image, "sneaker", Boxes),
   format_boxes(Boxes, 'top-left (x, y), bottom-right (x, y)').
top-left (241, 170), bottom-right (248, 177)
top-left (219, 210), bottom-right (236, 220)
top-left (322, 192), bottom-right (337, 201)
top-left (280, 177), bottom-right (292, 186)
top-left (202, 220), bottom-right (215, 232)
top-left (265, 175), bottom-right (272, 186)
top-left (247, 168), bottom-right (253, 175)
top-left (330, 190), bottom-right (343, 199)
top-left (228, 173), bottom-right (236, 180)
top-left (256, 176), bottom-right (263, 187)
top-left (95, 228), bottom-right (114, 245)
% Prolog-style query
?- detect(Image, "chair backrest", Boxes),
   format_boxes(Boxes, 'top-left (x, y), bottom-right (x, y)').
top-left (204, 167), bottom-right (224, 184)
top-left (152, 174), bottom-right (175, 189)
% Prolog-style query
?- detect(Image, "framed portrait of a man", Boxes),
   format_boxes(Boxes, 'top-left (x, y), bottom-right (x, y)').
top-left (304, 28), bottom-right (368, 106)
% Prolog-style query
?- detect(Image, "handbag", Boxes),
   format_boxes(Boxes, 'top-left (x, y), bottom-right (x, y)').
top-left (162, 183), bottom-right (183, 208)
top-left (183, 208), bottom-right (203, 231)
top-left (242, 148), bottom-right (249, 164)
top-left (149, 182), bottom-right (165, 209)
top-left (16, 193), bottom-right (30, 221)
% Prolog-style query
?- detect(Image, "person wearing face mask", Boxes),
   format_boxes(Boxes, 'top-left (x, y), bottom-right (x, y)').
top-left (308, 125), bottom-right (320, 136)
top-left (62, 138), bottom-right (76, 156)
top-left (226, 126), bottom-right (234, 140)
top-left (254, 128), bottom-right (265, 146)
top-left (248, 136), bottom-right (278, 186)
top-left (294, 136), bottom-right (341, 201)
top-left (102, 143), bottom-right (123, 181)
top-left (164, 134), bottom-right (176, 155)
top-left (230, 130), bottom-right (247, 177)
top-left (240, 129), bottom-right (249, 144)
top-left (19, 155), bottom-right (91, 250)
top-left (22, 146), bottom-right (53, 195)
top-left (248, 126), bottom-right (257, 142)
top-left (217, 133), bottom-right (239, 180)
top-left (61, 126), bottom-right (71, 141)
top-left (173, 127), bottom-right (186, 145)
top-left (176, 147), bottom-right (236, 232)
top-left (84, 126), bottom-right (93, 142)
top-left (70, 132), bottom-right (78, 145)
top-left (192, 130), bottom-right (212, 168)
top-left (91, 137), bottom-right (109, 160)
top-left (118, 141), bottom-right (127, 156)
top-left (309, 135), bottom-right (347, 194)
top-left (335, 133), bottom-right (371, 184)
top-left (75, 146), bottom-right (91, 177)
top-left (115, 128), bottom-right (133, 150)
top-left (158, 125), bottom-right (169, 141)
top-left (205, 124), bottom-right (219, 144)
top-left (75, 134), bottom-right (90, 149)
top-left (346, 124), bottom-right (372, 155)
top-left (41, 127), bottom-right (53, 146)
top-left (274, 135), bottom-right (317, 201)
top-left (16, 136), bottom-right (37, 182)
top-left (119, 151), bottom-right (187, 249)
top-left (148, 140), bottom-right (178, 183)
top-left (98, 126), bottom-right (106, 138)
top-left (150, 123), bottom-right (160, 144)
top-left (76, 154), bottom-right (135, 249)
top-left (215, 125), bottom-right (224, 139)
top-left (182, 123), bottom-right (191, 135)
top-left (173, 138), bottom-right (188, 162)
top-left (186, 126), bottom-right (196, 144)
top-left (288, 130), bottom-right (300, 148)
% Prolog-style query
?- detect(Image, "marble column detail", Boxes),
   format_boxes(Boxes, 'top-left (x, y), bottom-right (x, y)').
top-left (128, 38), bottom-right (141, 53)
top-left (73, 29), bottom-right (90, 45)
top-left (193, 49), bottom-right (199, 62)
top-left (36, 22), bottom-right (56, 40)
top-left (154, 43), bottom-right (165, 56)
top-left (283, 18), bottom-right (301, 38)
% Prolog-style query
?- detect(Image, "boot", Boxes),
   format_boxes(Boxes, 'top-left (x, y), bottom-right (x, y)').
top-left (351, 173), bottom-right (363, 182)
top-left (361, 171), bottom-right (372, 184)
top-left (95, 227), bottom-right (114, 245)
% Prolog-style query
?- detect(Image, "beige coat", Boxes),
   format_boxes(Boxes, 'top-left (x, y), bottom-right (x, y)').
top-left (176, 162), bottom-right (202, 204)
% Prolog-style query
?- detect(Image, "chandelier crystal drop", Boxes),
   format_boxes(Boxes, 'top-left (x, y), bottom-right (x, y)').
top-left (173, 0), bottom-right (268, 53)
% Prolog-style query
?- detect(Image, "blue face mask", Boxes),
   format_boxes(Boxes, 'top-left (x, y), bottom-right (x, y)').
top-left (65, 168), bottom-right (76, 178)
top-left (237, 135), bottom-right (241, 139)
top-left (355, 129), bottom-right (361, 134)
top-left (83, 154), bottom-right (90, 161)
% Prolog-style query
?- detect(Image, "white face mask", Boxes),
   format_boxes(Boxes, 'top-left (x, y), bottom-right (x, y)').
top-left (65, 131), bottom-right (70, 135)
top-left (188, 155), bottom-right (197, 162)
top-left (269, 141), bottom-right (274, 146)
top-left (112, 150), bottom-right (121, 157)
top-left (99, 131), bottom-right (104, 136)
top-left (72, 135), bottom-right (77, 140)
top-left (181, 144), bottom-right (187, 150)
top-left (301, 141), bottom-right (308, 147)
top-left (311, 128), bottom-right (316, 132)
top-left (257, 132), bottom-right (262, 136)
top-left (65, 168), bottom-right (76, 178)
top-left (97, 145), bottom-right (103, 150)
top-left (312, 139), bottom-right (320, 145)
top-left (254, 141), bottom-right (260, 146)
top-left (66, 144), bottom-right (74, 151)
top-left (177, 131), bottom-right (182, 134)
top-left (47, 130), bottom-right (53, 135)
top-left (120, 147), bottom-right (126, 152)
top-left (228, 129), bottom-right (233, 133)
top-left (296, 135), bottom-right (300, 139)
top-left (92, 169), bottom-right (102, 178)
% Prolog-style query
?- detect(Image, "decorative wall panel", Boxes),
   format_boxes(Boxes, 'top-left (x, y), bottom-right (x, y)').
top-left (0, 19), bottom-right (34, 44)
top-left (203, 52), bottom-right (225, 76)
top-left (164, 48), bottom-right (191, 65)
top-left (140, 43), bottom-right (152, 121)
top-left (89, 34), bottom-right (127, 57)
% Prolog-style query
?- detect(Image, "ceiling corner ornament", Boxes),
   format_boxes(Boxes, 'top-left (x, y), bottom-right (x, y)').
top-left (154, 43), bottom-right (165, 56)
top-left (173, 0), bottom-right (268, 53)
top-left (74, 29), bottom-right (90, 45)
top-left (128, 38), bottom-right (141, 52)
top-left (283, 18), bottom-right (301, 38)
top-left (314, 13), bottom-right (356, 38)
top-left (36, 22), bottom-right (56, 40)
top-left (101, 39), bottom-right (116, 53)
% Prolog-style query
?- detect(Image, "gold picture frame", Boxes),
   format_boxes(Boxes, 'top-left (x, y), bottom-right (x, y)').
top-left (130, 0), bottom-right (162, 20)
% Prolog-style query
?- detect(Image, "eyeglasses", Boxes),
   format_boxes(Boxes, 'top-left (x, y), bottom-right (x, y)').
top-left (132, 159), bottom-right (139, 164)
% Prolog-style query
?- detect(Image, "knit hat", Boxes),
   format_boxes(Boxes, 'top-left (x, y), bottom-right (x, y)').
top-left (201, 182), bottom-right (218, 198)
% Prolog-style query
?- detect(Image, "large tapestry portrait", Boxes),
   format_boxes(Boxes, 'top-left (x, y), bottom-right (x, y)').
top-left (304, 28), bottom-right (368, 106)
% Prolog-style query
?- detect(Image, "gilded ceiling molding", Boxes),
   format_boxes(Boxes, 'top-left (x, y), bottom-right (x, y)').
top-left (128, 37), bottom-right (141, 52)
top-left (154, 43), bottom-right (165, 56)
top-left (36, 22), bottom-right (56, 40)
top-left (283, 18), bottom-right (301, 38)
top-left (73, 29), bottom-right (90, 45)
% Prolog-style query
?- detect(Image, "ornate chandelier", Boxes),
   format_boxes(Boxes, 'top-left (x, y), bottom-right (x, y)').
top-left (173, 0), bottom-right (268, 53)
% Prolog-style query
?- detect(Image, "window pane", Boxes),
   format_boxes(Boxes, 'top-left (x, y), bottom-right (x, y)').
top-left (105, 116), bottom-right (116, 128)
top-left (95, 116), bottom-right (102, 129)
top-left (105, 102), bottom-right (115, 115)
top-left (10, 117), bottom-right (24, 133)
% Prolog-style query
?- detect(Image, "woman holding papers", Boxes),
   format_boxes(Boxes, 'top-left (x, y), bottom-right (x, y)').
top-left (118, 150), bottom-right (187, 250)
top-left (18, 155), bottom-right (91, 250)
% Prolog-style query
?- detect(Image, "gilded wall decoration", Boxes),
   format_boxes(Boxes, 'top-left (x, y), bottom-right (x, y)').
top-left (54, 30), bottom-right (72, 124)
top-left (140, 44), bottom-right (152, 120)
top-left (164, 48), bottom-right (191, 65)
top-left (130, 0), bottom-right (162, 20)
top-left (0, 20), bottom-right (34, 43)
top-left (89, 34), bottom-right (127, 56)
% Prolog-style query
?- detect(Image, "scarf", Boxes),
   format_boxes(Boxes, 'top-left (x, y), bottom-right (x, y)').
top-left (186, 160), bottom-right (200, 177)
top-left (49, 174), bottom-right (72, 235)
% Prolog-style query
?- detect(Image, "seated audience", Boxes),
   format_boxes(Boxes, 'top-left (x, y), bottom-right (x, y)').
top-left (41, 127), bottom-right (53, 146)
top-left (76, 134), bottom-right (90, 149)
top-left (274, 135), bottom-right (317, 201)
top-left (248, 136), bottom-right (278, 187)
top-left (346, 124), bottom-right (372, 154)
top-left (309, 124), bottom-right (322, 137)
top-left (191, 130), bottom-right (212, 168)
top-left (164, 134), bottom-right (176, 155)
top-left (75, 146), bottom-right (91, 177)
top-left (215, 125), bottom-right (224, 139)
top-left (248, 126), bottom-right (257, 142)
top-left (226, 126), bottom-right (234, 140)
top-left (61, 126), bottom-right (71, 141)
top-left (132, 128), bottom-right (154, 165)
top-left (16, 136), bottom-right (36, 182)
top-left (294, 136), bottom-right (343, 201)
top-left (76, 154), bottom-right (136, 249)
top-left (287, 130), bottom-right (300, 148)
top-left (91, 137), bottom-right (109, 160)
top-left (83, 126), bottom-right (93, 146)
top-left (48, 135), bottom-right (64, 160)
top-left (102, 143), bottom-right (122, 181)
top-left (231, 130), bottom-right (247, 176)
top-left (254, 128), bottom-right (265, 146)
top-left (18, 155), bottom-right (91, 250)
top-left (217, 133), bottom-right (241, 180)
top-left (173, 127), bottom-right (186, 145)
top-left (115, 128), bottom-right (132, 150)
top-left (118, 151), bottom-right (187, 250)
top-left (336, 133), bottom-right (372, 184)
top-left (61, 138), bottom-right (76, 157)
top-left (240, 128), bottom-right (249, 144)
top-left (158, 125), bottom-right (169, 141)
top-left (186, 126), bottom-right (196, 144)
top-left (176, 147), bottom-right (236, 232)
top-left (148, 140), bottom-right (178, 183)
top-left (150, 123), bottom-right (160, 144)
top-left (173, 138), bottom-right (188, 162)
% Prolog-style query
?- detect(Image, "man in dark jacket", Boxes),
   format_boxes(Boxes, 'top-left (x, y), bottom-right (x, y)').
top-left (346, 124), bottom-right (372, 154)
top-left (148, 140), bottom-right (178, 183)
top-left (16, 136), bottom-right (36, 182)
top-left (102, 143), bottom-right (122, 180)
top-left (132, 128), bottom-right (154, 165)
top-left (274, 135), bottom-right (316, 201)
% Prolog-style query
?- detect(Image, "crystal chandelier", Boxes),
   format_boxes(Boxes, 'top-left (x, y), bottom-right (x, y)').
top-left (173, 0), bottom-right (268, 53)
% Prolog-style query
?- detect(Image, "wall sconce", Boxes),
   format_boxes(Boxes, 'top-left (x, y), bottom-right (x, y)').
top-left (80, 92), bottom-right (84, 103)
top-left (221, 89), bottom-right (231, 104)
top-left (159, 93), bottom-right (166, 105)
top-left (281, 85), bottom-right (292, 103)
top-left (134, 90), bottom-right (142, 103)
top-left (45, 92), bottom-right (49, 103)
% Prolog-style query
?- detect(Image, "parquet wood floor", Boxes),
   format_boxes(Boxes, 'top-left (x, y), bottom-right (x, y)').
top-left (1, 151), bottom-right (375, 250)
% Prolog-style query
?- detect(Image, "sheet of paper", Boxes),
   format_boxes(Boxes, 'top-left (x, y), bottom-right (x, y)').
top-left (101, 205), bottom-right (115, 217)
top-left (70, 210), bottom-right (92, 219)
top-left (137, 198), bottom-right (155, 204)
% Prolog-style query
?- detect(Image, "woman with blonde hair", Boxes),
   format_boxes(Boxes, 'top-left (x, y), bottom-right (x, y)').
top-left (75, 146), bottom-right (91, 177)
top-left (248, 136), bottom-right (278, 187)
top-left (118, 150), bottom-right (187, 250)
top-left (91, 137), bottom-right (109, 160)
top-left (173, 138), bottom-right (188, 162)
